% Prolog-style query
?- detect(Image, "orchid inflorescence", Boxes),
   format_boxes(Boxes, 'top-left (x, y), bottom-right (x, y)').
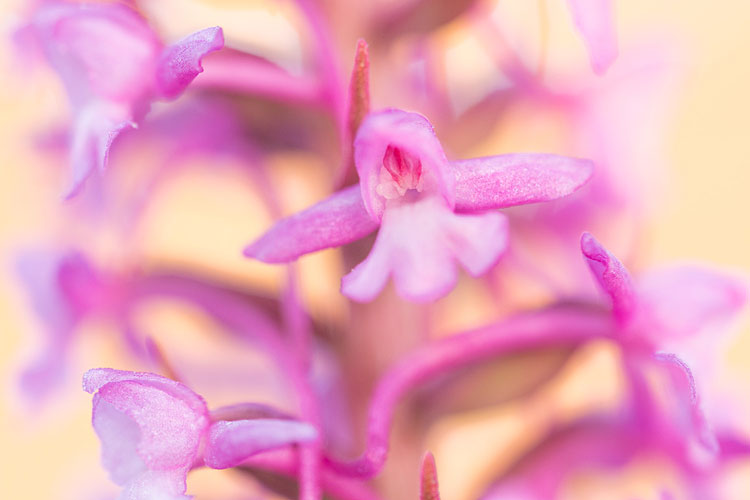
top-left (9, 1), bottom-right (749, 500)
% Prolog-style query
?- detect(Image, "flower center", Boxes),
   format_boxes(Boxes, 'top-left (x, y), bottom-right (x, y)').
top-left (376, 145), bottom-right (424, 199)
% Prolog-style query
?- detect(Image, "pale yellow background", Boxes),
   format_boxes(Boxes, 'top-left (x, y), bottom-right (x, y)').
top-left (1, 1), bottom-right (748, 499)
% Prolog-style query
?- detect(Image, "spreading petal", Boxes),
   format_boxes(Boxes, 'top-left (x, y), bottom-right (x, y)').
top-left (580, 232), bottom-right (638, 325)
top-left (155, 26), bottom-right (224, 100)
top-left (244, 185), bottom-right (379, 263)
top-left (637, 266), bottom-right (747, 342)
top-left (341, 196), bottom-right (508, 302)
top-left (452, 154), bottom-right (594, 213)
top-left (354, 109), bottom-right (453, 222)
top-left (83, 369), bottom-right (209, 498)
top-left (204, 419), bottom-right (318, 469)
top-left (65, 101), bottom-right (136, 199)
top-left (566, 0), bottom-right (618, 75)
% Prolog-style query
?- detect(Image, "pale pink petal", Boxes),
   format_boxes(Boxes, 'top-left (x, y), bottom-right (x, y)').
top-left (64, 101), bottom-right (136, 199)
top-left (354, 109), bottom-right (453, 222)
top-left (341, 196), bottom-right (508, 302)
top-left (204, 419), bottom-right (318, 469)
top-left (566, 0), bottom-right (618, 75)
top-left (15, 250), bottom-right (92, 401)
top-left (452, 154), bottom-right (594, 212)
top-left (196, 50), bottom-right (322, 104)
top-left (637, 266), bottom-right (747, 342)
top-left (580, 232), bottom-right (638, 325)
top-left (83, 369), bottom-right (209, 497)
top-left (652, 352), bottom-right (718, 460)
top-left (119, 470), bottom-right (191, 500)
top-left (244, 185), bottom-right (378, 263)
top-left (155, 26), bottom-right (224, 100)
top-left (33, 3), bottom-right (161, 103)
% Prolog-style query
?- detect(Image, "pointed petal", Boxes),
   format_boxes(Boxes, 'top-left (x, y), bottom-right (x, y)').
top-left (452, 154), bottom-right (593, 213)
top-left (65, 102), bottom-right (135, 199)
top-left (580, 232), bottom-right (637, 325)
top-left (156, 26), bottom-right (224, 100)
top-left (420, 452), bottom-right (441, 500)
top-left (205, 419), bottom-right (318, 469)
top-left (341, 196), bottom-right (508, 302)
top-left (638, 266), bottom-right (747, 342)
top-left (566, 0), bottom-right (618, 75)
top-left (244, 185), bottom-right (378, 263)
top-left (652, 352), bottom-right (718, 458)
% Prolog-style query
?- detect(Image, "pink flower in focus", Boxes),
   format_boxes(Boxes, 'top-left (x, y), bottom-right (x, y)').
top-left (83, 368), bottom-right (318, 499)
top-left (25, 2), bottom-right (224, 198)
top-left (245, 108), bottom-right (593, 302)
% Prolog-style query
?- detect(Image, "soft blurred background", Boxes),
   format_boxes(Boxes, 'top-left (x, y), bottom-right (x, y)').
top-left (1, 0), bottom-right (748, 499)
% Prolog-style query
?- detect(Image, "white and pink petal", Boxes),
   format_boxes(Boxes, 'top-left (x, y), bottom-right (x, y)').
top-left (341, 196), bottom-right (508, 302)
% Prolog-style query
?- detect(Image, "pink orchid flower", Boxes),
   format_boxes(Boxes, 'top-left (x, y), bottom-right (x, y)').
top-left (16, 249), bottom-right (124, 403)
top-left (580, 232), bottom-right (747, 458)
top-left (26, 2), bottom-right (224, 198)
top-left (245, 108), bottom-right (593, 302)
top-left (83, 368), bottom-right (318, 500)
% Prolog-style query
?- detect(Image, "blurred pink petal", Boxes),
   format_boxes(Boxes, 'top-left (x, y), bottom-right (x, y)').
top-left (453, 154), bottom-right (593, 212)
top-left (341, 196), bottom-right (508, 302)
top-left (580, 232), bottom-right (638, 325)
top-left (196, 49), bottom-right (323, 104)
top-left (566, 0), bottom-right (618, 74)
top-left (15, 250), bottom-right (103, 401)
top-left (638, 266), bottom-right (748, 342)
top-left (205, 419), bottom-right (318, 469)
top-left (155, 26), bottom-right (224, 99)
top-left (65, 101), bottom-right (136, 199)
top-left (244, 185), bottom-right (378, 263)
top-left (83, 369), bottom-right (209, 499)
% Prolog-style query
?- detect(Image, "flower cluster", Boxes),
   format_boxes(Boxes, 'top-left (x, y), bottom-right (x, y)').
top-left (8, 1), bottom-right (748, 500)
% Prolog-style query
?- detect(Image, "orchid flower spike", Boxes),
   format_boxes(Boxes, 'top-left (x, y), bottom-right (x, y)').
top-left (246, 108), bottom-right (593, 303)
top-left (83, 369), bottom-right (317, 499)
top-left (26, 2), bottom-right (224, 198)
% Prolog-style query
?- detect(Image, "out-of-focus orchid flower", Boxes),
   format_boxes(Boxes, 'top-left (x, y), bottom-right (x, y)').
top-left (83, 368), bottom-right (318, 499)
top-left (14, 247), bottom-right (307, 406)
top-left (480, 411), bottom-right (749, 500)
top-left (245, 108), bottom-right (593, 302)
top-left (566, 0), bottom-right (618, 75)
top-left (16, 250), bottom-right (123, 403)
top-left (580, 232), bottom-right (747, 459)
top-left (25, 2), bottom-right (223, 198)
